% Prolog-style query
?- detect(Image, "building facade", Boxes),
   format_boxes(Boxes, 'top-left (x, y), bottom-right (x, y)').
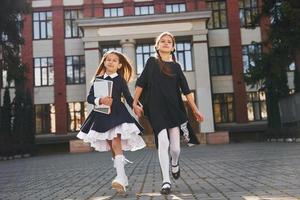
top-left (0, 0), bottom-right (296, 140)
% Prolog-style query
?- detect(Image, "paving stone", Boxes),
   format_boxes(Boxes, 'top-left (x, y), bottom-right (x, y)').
top-left (0, 143), bottom-right (300, 199)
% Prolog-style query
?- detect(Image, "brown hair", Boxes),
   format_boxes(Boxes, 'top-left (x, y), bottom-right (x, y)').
top-left (92, 50), bottom-right (134, 82)
top-left (154, 32), bottom-right (177, 76)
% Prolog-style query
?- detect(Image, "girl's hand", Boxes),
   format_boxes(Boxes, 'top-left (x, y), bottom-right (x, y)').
top-left (100, 97), bottom-right (113, 106)
top-left (193, 110), bottom-right (204, 122)
top-left (133, 104), bottom-right (143, 118)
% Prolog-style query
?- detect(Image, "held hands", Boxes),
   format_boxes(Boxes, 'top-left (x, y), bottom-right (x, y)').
top-left (133, 103), bottom-right (144, 118)
top-left (100, 97), bottom-right (113, 106)
top-left (193, 110), bottom-right (204, 122)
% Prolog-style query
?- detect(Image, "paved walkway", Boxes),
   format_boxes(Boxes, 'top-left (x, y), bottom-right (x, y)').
top-left (0, 143), bottom-right (300, 200)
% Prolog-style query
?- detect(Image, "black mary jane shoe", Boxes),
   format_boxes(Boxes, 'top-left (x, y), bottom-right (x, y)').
top-left (160, 182), bottom-right (171, 195)
top-left (171, 163), bottom-right (180, 180)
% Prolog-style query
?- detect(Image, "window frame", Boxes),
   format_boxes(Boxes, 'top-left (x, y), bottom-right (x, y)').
top-left (209, 46), bottom-right (232, 75)
top-left (176, 41), bottom-right (193, 71)
top-left (247, 91), bottom-right (267, 121)
top-left (213, 93), bottom-right (235, 123)
top-left (1, 60), bottom-right (15, 88)
top-left (135, 43), bottom-right (155, 75)
top-left (67, 102), bottom-right (87, 132)
top-left (65, 55), bottom-right (85, 85)
top-left (100, 45), bottom-right (123, 57)
top-left (239, 0), bottom-right (259, 27)
top-left (33, 57), bottom-right (54, 87)
top-left (206, 0), bottom-right (228, 29)
top-left (135, 5), bottom-right (155, 16)
top-left (64, 10), bottom-right (83, 39)
top-left (32, 11), bottom-right (53, 40)
top-left (166, 3), bottom-right (186, 13)
top-left (35, 104), bottom-right (56, 134)
top-left (242, 44), bottom-right (262, 74)
top-left (104, 7), bottom-right (124, 17)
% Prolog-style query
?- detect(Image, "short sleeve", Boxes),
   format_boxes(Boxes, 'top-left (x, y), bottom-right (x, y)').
top-left (135, 56), bottom-right (155, 88)
top-left (177, 63), bottom-right (191, 95)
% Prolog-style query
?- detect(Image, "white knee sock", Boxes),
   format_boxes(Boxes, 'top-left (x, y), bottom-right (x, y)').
top-left (168, 127), bottom-right (180, 173)
top-left (114, 154), bottom-right (128, 186)
top-left (158, 129), bottom-right (171, 187)
top-left (112, 156), bottom-right (133, 168)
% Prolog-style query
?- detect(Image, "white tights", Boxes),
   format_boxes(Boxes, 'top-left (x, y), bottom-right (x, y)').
top-left (157, 127), bottom-right (180, 186)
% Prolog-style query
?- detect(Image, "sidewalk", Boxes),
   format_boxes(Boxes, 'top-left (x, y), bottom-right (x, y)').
top-left (0, 143), bottom-right (300, 200)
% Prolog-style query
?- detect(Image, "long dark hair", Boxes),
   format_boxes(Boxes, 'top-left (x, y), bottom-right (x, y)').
top-left (154, 32), bottom-right (177, 77)
top-left (92, 50), bottom-right (134, 82)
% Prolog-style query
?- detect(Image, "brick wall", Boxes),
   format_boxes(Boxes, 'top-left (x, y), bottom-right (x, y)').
top-left (227, 0), bottom-right (248, 123)
top-left (52, 0), bottom-right (67, 134)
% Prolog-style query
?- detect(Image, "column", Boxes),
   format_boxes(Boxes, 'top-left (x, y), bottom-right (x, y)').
top-left (186, 0), bottom-right (196, 12)
top-left (154, 0), bottom-right (165, 14)
top-left (120, 39), bottom-right (136, 68)
top-left (120, 39), bottom-right (136, 84)
top-left (193, 34), bottom-right (215, 133)
top-left (83, 0), bottom-right (94, 18)
top-left (21, 14), bottom-right (33, 96)
top-left (120, 39), bottom-right (136, 115)
top-left (84, 41), bottom-right (100, 113)
top-left (196, 0), bottom-right (206, 10)
top-left (94, 0), bottom-right (104, 18)
top-left (227, 0), bottom-right (248, 123)
top-left (52, 0), bottom-right (67, 134)
top-left (124, 0), bottom-right (134, 16)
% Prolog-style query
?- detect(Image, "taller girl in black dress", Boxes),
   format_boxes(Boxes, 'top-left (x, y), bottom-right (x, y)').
top-left (77, 50), bottom-right (145, 193)
top-left (133, 32), bottom-right (204, 195)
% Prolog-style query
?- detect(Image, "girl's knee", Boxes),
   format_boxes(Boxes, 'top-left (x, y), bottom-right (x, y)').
top-left (170, 146), bottom-right (180, 155)
top-left (158, 130), bottom-right (169, 150)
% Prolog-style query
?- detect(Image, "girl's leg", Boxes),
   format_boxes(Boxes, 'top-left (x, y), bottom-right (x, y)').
top-left (111, 135), bottom-right (122, 155)
top-left (107, 140), bottom-right (116, 159)
top-left (108, 139), bottom-right (132, 168)
top-left (168, 127), bottom-right (180, 174)
top-left (111, 134), bottom-right (128, 192)
top-left (157, 129), bottom-right (171, 186)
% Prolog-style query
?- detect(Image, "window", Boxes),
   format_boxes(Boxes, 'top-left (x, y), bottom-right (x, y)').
top-left (100, 45), bottom-right (122, 56)
top-left (176, 41), bottom-right (193, 71)
top-left (288, 62), bottom-right (295, 71)
top-left (34, 57), bottom-right (54, 86)
top-left (213, 93), bottom-right (235, 123)
top-left (135, 5), bottom-right (154, 15)
top-left (35, 104), bottom-right (55, 134)
top-left (166, 3), bottom-right (186, 13)
top-left (206, 0), bottom-right (228, 29)
top-left (209, 47), bottom-right (231, 75)
top-left (239, 0), bottom-right (258, 27)
top-left (136, 44), bottom-right (155, 74)
top-left (33, 11), bottom-right (53, 39)
top-left (1, 60), bottom-right (15, 88)
top-left (66, 55), bottom-right (85, 84)
top-left (289, 89), bottom-right (295, 95)
top-left (247, 91), bottom-right (267, 121)
top-left (1, 69), bottom-right (15, 88)
top-left (242, 44), bottom-right (261, 73)
top-left (104, 8), bottom-right (124, 17)
top-left (271, 1), bottom-right (283, 24)
top-left (67, 102), bottom-right (87, 132)
top-left (64, 10), bottom-right (83, 38)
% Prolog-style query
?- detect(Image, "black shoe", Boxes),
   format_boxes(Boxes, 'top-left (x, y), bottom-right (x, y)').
top-left (171, 163), bottom-right (180, 180)
top-left (160, 182), bottom-right (171, 195)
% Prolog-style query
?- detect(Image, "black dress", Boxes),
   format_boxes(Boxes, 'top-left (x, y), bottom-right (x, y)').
top-left (77, 74), bottom-right (146, 152)
top-left (136, 57), bottom-right (199, 147)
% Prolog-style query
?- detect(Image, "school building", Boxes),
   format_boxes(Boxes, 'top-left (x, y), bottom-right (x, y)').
top-left (0, 0), bottom-right (295, 145)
